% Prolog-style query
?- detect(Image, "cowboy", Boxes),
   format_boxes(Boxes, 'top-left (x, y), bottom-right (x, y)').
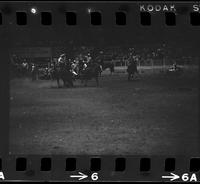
top-left (127, 54), bottom-right (138, 81)
top-left (82, 57), bottom-right (88, 70)
top-left (87, 53), bottom-right (92, 63)
top-left (71, 60), bottom-right (78, 76)
top-left (78, 58), bottom-right (84, 73)
top-left (31, 63), bottom-right (38, 81)
top-left (58, 53), bottom-right (67, 66)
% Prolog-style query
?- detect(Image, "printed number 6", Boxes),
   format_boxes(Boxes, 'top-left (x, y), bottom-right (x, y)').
top-left (91, 173), bottom-right (98, 181)
top-left (182, 173), bottom-right (189, 181)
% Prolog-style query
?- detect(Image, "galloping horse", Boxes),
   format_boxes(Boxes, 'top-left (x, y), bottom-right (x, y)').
top-left (50, 59), bottom-right (101, 87)
top-left (50, 62), bottom-right (73, 88)
top-left (79, 62), bottom-right (102, 86)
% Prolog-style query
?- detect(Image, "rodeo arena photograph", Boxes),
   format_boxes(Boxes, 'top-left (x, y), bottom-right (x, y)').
top-left (9, 10), bottom-right (199, 155)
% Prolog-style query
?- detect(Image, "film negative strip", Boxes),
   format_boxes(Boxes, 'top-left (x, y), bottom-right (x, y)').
top-left (0, 1), bottom-right (200, 182)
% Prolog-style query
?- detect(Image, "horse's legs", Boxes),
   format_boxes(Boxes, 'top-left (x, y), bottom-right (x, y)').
top-left (84, 80), bottom-right (87, 87)
top-left (128, 73), bottom-right (131, 81)
top-left (110, 66), bottom-right (114, 75)
top-left (95, 76), bottom-right (99, 86)
top-left (50, 73), bottom-right (54, 81)
top-left (99, 65), bottom-right (103, 77)
top-left (71, 81), bottom-right (74, 87)
top-left (63, 78), bottom-right (67, 87)
top-left (56, 77), bottom-right (60, 88)
top-left (68, 78), bottom-right (74, 87)
top-left (132, 72), bottom-right (135, 80)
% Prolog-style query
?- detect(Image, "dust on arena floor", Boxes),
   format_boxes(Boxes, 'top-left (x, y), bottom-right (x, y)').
top-left (9, 66), bottom-right (199, 155)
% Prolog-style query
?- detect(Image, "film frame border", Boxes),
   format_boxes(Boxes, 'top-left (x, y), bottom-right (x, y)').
top-left (0, 1), bottom-right (200, 182)
top-left (1, 156), bottom-right (200, 181)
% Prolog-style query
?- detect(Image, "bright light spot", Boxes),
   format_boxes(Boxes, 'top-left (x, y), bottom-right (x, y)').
top-left (31, 7), bottom-right (37, 14)
top-left (87, 8), bottom-right (92, 14)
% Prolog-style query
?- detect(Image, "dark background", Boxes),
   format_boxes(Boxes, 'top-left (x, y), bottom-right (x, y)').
top-left (1, 1), bottom-right (200, 156)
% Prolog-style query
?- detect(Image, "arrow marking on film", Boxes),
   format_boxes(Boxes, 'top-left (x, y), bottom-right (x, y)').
top-left (70, 172), bottom-right (88, 180)
top-left (162, 173), bottom-right (180, 181)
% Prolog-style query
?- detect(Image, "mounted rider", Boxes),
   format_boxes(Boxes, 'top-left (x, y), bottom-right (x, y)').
top-left (31, 63), bottom-right (38, 81)
top-left (127, 52), bottom-right (138, 81)
top-left (82, 53), bottom-right (92, 71)
top-left (58, 53), bottom-right (66, 66)
top-left (78, 58), bottom-right (84, 74)
top-left (58, 53), bottom-right (72, 72)
top-left (71, 59), bottom-right (78, 76)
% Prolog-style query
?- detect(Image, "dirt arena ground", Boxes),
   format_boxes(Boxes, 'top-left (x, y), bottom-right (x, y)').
top-left (9, 67), bottom-right (200, 155)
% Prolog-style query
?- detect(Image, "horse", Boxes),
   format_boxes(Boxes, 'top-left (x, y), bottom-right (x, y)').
top-left (99, 61), bottom-right (114, 76)
top-left (78, 63), bottom-right (102, 87)
top-left (50, 63), bottom-right (73, 88)
top-left (127, 62), bottom-right (138, 81)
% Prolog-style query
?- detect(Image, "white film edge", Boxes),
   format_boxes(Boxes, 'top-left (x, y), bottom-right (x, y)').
top-left (0, 1), bottom-right (199, 182)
